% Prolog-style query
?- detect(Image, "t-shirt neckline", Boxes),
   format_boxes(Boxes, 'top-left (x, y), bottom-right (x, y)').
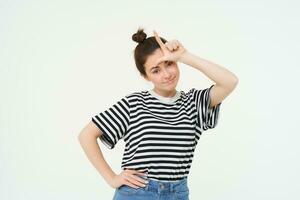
top-left (147, 89), bottom-right (181, 104)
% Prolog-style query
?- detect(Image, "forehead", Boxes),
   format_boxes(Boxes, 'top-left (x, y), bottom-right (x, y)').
top-left (144, 49), bottom-right (164, 71)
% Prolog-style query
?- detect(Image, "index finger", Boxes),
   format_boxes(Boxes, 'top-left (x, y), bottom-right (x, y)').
top-left (153, 30), bottom-right (167, 50)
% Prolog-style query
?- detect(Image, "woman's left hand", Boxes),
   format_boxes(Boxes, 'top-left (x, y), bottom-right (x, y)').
top-left (153, 30), bottom-right (187, 65)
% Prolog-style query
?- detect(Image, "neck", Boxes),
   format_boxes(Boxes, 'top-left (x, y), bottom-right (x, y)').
top-left (153, 88), bottom-right (177, 98)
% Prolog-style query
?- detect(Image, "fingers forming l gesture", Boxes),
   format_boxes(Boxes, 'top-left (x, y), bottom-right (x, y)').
top-left (153, 30), bottom-right (186, 65)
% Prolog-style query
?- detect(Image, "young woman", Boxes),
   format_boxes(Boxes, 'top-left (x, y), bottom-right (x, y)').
top-left (78, 28), bottom-right (238, 200)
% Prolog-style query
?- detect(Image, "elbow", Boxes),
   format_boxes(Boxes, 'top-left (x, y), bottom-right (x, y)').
top-left (231, 73), bottom-right (239, 84)
top-left (230, 75), bottom-right (239, 88)
top-left (78, 131), bottom-right (85, 143)
top-left (225, 77), bottom-right (238, 92)
top-left (232, 77), bottom-right (239, 87)
top-left (234, 76), bottom-right (239, 84)
top-left (78, 130), bottom-right (89, 142)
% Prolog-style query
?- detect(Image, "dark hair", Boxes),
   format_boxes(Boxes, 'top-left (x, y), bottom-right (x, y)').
top-left (132, 28), bottom-right (167, 77)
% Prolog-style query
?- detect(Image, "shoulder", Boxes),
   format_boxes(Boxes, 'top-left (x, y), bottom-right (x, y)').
top-left (181, 87), bottom-right (212, 103)
top-left (125, 90), bottom-right (148, 99)
top-left (181, 88), bottom-right (197, 99)
top-left (123, 90), bottom-right (150, 104)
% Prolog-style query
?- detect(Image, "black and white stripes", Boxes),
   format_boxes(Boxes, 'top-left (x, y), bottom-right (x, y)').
top-left (92, 84), bottom-right (221, 181)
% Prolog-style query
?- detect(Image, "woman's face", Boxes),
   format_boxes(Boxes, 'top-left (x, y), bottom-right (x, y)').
top-left (143, 48), bottom-right (180, 96)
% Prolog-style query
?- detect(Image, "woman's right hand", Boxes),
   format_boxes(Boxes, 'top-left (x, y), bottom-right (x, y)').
top-left (109, 169), bottom-right (148, 189)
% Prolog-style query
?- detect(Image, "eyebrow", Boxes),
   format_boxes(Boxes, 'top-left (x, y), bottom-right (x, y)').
top-left (150, 66), bottom-right (159, 71)
top-left (150, 61), bottom-right (169, 71)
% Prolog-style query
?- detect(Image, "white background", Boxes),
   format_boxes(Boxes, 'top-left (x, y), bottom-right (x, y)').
top-left (1, 0), bottom-right (299, 199)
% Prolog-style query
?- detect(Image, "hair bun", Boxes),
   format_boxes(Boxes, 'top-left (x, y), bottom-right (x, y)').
top-left (132, 28), bottom-right (147, 44)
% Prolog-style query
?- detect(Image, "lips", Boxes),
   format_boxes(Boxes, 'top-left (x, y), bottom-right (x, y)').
top-left (164, 77), bottom-right (175, 84)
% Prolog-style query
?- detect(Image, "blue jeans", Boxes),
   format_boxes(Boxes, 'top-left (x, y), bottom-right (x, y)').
top-left (112, 176), bottom-right (189, 200)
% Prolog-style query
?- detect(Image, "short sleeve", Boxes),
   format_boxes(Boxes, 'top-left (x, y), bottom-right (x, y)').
top-left (91, 96), bottom-right (131, 149)
top-left (192, 84), bottom-right (222, 131)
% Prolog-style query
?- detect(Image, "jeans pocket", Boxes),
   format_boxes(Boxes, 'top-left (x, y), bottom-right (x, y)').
top-left (117, 185), bottom-right (144, 196)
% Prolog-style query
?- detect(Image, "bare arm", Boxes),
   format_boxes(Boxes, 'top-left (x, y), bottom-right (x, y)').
top-left (78, 121), bottom-right (148, 189)
top-left (179, 51), bottom-right (239, 108)
top-left (152, 32), bottom-right (238, 108)
top-left (78, 121), bottom-right (116, 187)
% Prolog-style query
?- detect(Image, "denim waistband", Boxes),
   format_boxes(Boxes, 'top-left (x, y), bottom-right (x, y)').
top-left (139, 176), bottom-right (188, 194)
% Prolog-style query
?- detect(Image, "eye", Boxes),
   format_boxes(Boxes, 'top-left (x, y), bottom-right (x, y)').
top-left (167, 61), bottom-right (173, 66)
top-left (152, 70), bottom-right (159, 74)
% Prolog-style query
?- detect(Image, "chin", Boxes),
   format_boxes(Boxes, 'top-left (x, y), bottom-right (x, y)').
top-left (165, 84), bottom-right (177, 91)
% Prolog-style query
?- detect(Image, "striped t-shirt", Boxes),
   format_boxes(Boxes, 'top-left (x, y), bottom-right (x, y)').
top-left (91, 84), bottom-right (221, 181)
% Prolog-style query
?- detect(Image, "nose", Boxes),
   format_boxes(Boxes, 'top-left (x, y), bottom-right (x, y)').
top-left (162, 67), bottom-right (172, 79)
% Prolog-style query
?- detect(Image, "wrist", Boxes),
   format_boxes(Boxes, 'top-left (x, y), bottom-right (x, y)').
top-left (102, 169), bottom-right (117, 185)
top-left (107, 173), bottom-right (117, 187)
top-left (178, 50), bottom-right (190, 64)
